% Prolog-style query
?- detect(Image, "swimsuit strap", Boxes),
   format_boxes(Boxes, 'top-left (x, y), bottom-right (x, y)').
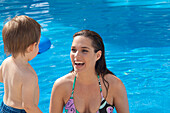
top-left (97, 74), bottom-right (102, 92)
top-left (71, 75), bottom-right (79, 113)
top-left (71, 74), bottom-right (77, 95)
top-left (72, 74), bottom-right (102, 93)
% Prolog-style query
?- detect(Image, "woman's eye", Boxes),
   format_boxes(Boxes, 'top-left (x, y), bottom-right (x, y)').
top-left (82, 50), bottom-right (88, 53)
top-left (71, 49), bottom-right (76, 53)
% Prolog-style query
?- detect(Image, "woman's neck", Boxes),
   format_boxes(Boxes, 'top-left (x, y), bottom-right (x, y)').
top-left (75, 70), bottom-right (98, 85)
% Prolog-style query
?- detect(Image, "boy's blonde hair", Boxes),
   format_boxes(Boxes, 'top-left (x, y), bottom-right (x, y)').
top-left (2, 15), bottom-right (41, 58)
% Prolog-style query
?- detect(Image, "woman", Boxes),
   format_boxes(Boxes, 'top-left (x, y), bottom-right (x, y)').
top-left (50, 30), bottom-right (129, 113)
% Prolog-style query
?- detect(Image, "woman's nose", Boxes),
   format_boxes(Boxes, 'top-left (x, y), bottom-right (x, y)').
top-left (75, 51), bottom-right (80, 57)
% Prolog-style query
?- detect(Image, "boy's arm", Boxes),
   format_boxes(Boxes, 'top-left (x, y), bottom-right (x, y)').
top-left (22, 73), bottom-right (42, 113)
top-left (0, 65), bottom-right (3, 83)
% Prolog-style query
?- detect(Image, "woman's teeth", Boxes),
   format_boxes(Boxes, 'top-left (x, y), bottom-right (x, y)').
top-left (75, 61), bottom-right (85, 65)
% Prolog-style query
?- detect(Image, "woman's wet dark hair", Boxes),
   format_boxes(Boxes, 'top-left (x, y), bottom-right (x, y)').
top-left (71, 30), bottom-right (115, 97)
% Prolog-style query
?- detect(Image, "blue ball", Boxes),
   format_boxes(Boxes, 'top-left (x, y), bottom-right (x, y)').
top-left (38, 35), bottom-right (51, 54)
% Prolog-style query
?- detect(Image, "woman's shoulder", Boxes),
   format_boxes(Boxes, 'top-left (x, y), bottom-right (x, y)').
top-left (104, 74), bottom-right (129, 111)
top-left (53, 72), bottom-right (75, 92)
top-left (105, 73), bottom-right (126, 91)
top-left (105, 73), bottom-right (121, 82)
top-left (51, 72), bottom-right (75, 103)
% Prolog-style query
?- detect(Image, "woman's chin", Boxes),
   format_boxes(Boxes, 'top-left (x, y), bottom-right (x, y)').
top-left (74, 65), bottom-right (85, 72)
top-left (73, 67), bottom-right (84, 73)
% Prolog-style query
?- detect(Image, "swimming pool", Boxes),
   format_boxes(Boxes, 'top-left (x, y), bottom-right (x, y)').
top-left (0, 0), bottom-right (169, 113)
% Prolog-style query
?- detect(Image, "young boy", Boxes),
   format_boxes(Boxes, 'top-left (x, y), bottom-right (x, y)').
top-left (0, 15), bottom-right (42, 113)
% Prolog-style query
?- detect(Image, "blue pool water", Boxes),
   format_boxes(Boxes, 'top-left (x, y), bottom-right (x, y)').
top-left (0, 0), bottom-right (170, 113)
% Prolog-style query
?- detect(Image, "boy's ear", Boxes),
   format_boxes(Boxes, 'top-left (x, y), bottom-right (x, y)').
top-left (96, 50), bottom-right (102, 61)
top-left (27, 42), bottom-right (37, 52)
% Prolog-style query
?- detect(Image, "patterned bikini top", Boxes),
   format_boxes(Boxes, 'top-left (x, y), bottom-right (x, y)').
top-left (65, 74), bottom-right (114, 113)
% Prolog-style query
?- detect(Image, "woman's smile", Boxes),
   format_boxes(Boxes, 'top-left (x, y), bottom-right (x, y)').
top-left (74, 61), bottom-right (85, 70)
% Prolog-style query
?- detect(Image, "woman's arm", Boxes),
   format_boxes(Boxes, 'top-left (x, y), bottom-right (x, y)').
top-left (114, 80), bottom-right (129, 113)
top-left (50, 80), bottom-right (65, 113)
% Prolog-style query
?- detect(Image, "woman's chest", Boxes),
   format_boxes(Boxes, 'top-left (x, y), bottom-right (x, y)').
top-left (73, 88), bottom-right (101, 112)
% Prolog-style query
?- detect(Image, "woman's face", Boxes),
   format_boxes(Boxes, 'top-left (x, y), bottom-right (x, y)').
top-left (70, 36), bottom-right (100, 73)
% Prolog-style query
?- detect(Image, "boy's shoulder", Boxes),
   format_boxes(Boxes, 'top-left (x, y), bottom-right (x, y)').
top-left (1, 56), bottom-right (12, 65)
top-left (1, 56), bottom-right (13, 71)
top-left (2, 56), bottom-right (37, 81)
top-left (19, 64), bottom-right (38, 84)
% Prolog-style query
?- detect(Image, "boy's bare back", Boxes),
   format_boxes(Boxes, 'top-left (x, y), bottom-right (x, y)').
top-left (0, 56), bottom-right (39, 109)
